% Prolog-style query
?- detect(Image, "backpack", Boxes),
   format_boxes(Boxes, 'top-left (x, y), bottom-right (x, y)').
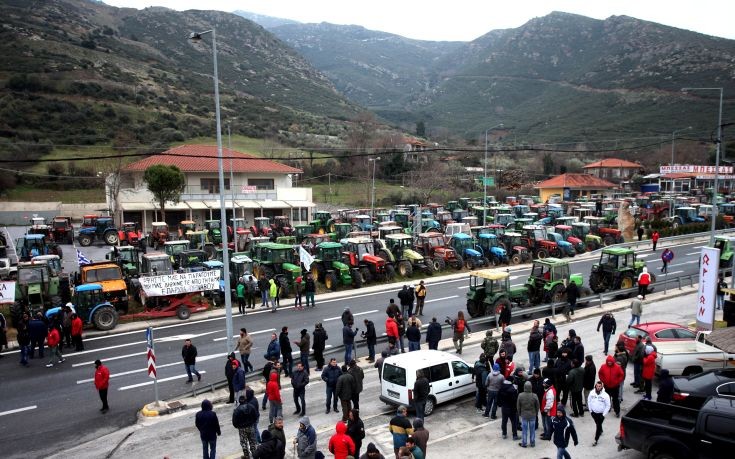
top-left (455, 319), bottom-right (465, 334)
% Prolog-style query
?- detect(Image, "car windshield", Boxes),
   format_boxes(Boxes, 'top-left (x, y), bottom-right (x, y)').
top-left (85, 267), bottom-right (122, 282)
top-left (383, 364), bottom-right (406, 386)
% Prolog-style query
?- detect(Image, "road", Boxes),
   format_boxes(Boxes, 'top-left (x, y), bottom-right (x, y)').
top-left (0, 225), bottom-right (708, 457)
top-left (47, 292), bottom-right (703, 459)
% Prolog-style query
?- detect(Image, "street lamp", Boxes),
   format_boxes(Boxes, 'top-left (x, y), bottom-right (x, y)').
top-left (190, 29), bottom-right (234, 353)
top-left (484, 123), bottom-right (503, 224)
top-left (369, 157), bottom-right (381, 219)
top-left (670, 126), bottom-right (692, 166)
top-left (682, 87), bottom-right (724, 246)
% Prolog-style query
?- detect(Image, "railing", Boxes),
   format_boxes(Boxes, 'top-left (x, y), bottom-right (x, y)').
top-left (179, 189), bottom-right (277, 201)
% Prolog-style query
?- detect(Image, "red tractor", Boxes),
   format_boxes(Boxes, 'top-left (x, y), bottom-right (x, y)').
top-left (520, 225), bottom-right (562, 259)
top-left (584, 216), bottom-right (624, 246)
top-left (414, 232), bottom-right (463, 271)
top-left (147, 222), bottom-right (171, 250)
top-left (342, 237), bottom-right (395, 283)
top-left (249, 217), bottom-right (272, 238)
top-left (81, 214), bottom-right (99, 229)
top-left (271, 216), bottom-right (293, 237)
top-left (51, 216), bottom-right (74, 244)
top-left (229, 218), bottom-right (252, 251)
top-left (118, 222), bottom-right (146, 249)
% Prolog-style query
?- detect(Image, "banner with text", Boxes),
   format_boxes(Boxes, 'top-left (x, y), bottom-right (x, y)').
top-left (0, 281), bottom-right (16, 304)
top-left (138, 270), bottom-right (220, 297)
top-left (696, 247), bottom-right (720, 331)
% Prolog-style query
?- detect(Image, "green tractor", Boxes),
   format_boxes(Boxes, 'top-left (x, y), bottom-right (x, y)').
top-left (184, 230), bottom-right (216, 259)
top-left (377, 233), bottom-right (434, 277)
top-left (589, 247), bottom-right (655, 294)
top-left (106, 246), bottom-right (142, 280)
top-left (12, 261), bottom-right (62, 322)
top-left (571, 222), bottom-right (602, 251)
top-left (250, 242), bottom-right (302, 296)
top-left (310, 242), bottom-right (357, 290)
top-left (714, 236), bottom-right (734, 274)
top-left (293, 224), bottom-right (314, 243)
top-left (465, 269), bottom-right (529, 319)
top-left (310, 211), bottom-right (336, 234)
top-left (164, 240), bottom-right (191, 270)
top-left (333, 223), bottom-right (353, 241)
top-left (204, 220), bottom-right (223, 245)
top-left (524, 258), bottom-right (592, 305)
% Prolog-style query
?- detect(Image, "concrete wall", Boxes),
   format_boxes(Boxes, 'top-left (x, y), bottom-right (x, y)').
top-left (0, 202), bottom-right (107, 225)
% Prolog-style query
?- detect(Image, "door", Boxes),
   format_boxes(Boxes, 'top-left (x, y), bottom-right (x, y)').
top-left (427, 363), bottom-right (452, 403)
top-left (451, 360), bottom-right (475, 397)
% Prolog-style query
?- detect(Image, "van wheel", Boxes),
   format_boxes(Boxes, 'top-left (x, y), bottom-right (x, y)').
top-left (424, 396), bottom-right (436, 416)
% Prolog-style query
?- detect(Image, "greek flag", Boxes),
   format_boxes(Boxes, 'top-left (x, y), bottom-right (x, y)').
top-left (77, 249), bottom-right (92, 266)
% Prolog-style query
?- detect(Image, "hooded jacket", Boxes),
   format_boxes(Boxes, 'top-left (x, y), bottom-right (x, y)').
top-left (195, 400), bottom-right (221, 442)
top-left (385, 317), bottom-right (399, 339)
top-left (47, 328), bottom-right (60, 347)
top-left (232, 391), bottom-right (258, 428)
top-left (657, 369), bottom-right (674, 403)
top-left (266, 372), bottom-right (282, 404)
top-left (343, 325), bottom-right (358, 345)
top-left (71, 316), bottom-right (83, 337)
top-left (598, 355), bottom-right (624, 389)
top-left (597, 314), bottom-right (617, 335)
top-left (349, 364), bottom-right (365, 394)
top-left (426, 321), bottom-right (442, 344)
top-left (265, 337), bottom-right (281, 360)
top-left (233, 364), bottom-right (246, 392)
top-left (642, 350), bottom-right (657, 380)
top-left (498, 378), bottom-right (519, 412)
top-left (279, 330), bottom-right (292, 355)
top-left (485, 368), bottom-right (505, 392)
top-left (550, 407), bottom-right (578, 448)
top-left (254, 429), bottom-right (285, 459)
top-left (328, 421), bottom-right (356, 459)
top-left (312, 324), bottom-right (327, 351)
top-left (517, 381), bottom-right (540, 420)
top-left (268, 278), bottom-right (278, 298)
top-left (364, 320), bottom-right (377, 344)
top-left (296, 416), bottom-right (317, 459)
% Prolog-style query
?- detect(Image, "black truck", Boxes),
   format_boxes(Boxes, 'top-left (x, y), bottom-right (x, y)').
top-left (617, 397), bottom-right (734, 459)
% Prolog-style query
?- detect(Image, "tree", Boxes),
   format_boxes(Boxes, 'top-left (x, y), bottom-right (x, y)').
top-left (542, 152), bottom-right (555, 175)
top-left (143, 165), bottom-right (186, 221)
top-left (416, 121), bottom-right (426, 138)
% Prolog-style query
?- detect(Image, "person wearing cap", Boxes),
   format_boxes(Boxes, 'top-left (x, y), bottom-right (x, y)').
top-left (94, 359), bottom-right (110, 413)
top-left (415, 280), bottom-right (427, 316)
top-left (254, 428), bottom-right (285, 459)
top-left (549, 403), bottom-right (578, 458)
top-left (360, 442), bottom-right (385, 459)
top-left (637, 267), bottom-right (652, 299)
top-left (628, 295), bottom-right (643, 327)
top-left (411, 419), bottom-right (429, 457)
top-left (641, 345), bottom-right (657, 400)
top-left (540, 378), bottom-right (557, 440)
top-left (195, 399), bottom-right (221, 459)
top-left (483, 363), bottom-right (505, 418)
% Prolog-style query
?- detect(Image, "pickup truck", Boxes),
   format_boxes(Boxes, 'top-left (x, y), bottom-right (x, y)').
top-left (617, 397), bottom-right (735, 459)
top-left (0, 257), bottom-right (17, 280)
top-left (655, 329), bottom-right (735, 376)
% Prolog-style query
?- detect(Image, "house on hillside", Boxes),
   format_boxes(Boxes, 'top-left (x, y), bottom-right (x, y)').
top-left (402, 136), bottom-right (432, 163)
top-left (108, 145), bottom-right (314, 231)
top-left (582, 158), bottom-right (643, 182)
top-left (535, 173), bottom-right (617, 202)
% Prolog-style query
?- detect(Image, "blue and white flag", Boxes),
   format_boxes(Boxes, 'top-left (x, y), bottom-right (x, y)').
top-left (298, 245), bottom-right (315, 271)
top-left (77, 249), bottom-right (92, 266)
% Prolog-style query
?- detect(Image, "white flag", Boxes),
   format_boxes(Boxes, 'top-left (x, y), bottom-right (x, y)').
top-left (299, 245), bottom-right (315, 271)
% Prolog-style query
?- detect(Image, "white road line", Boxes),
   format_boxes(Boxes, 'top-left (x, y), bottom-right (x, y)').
top-left (457, 285), bottom-right (469, 290)
top-left (661, 270), bottom-right (684, 276)
top-left (636, 253), bottom-right (654, 258)
top-left (686, 252), bottom-right (700, 256)
top-left (117, 371), bottom-right (208, 391)
top-left (0, 405), bottom-right (37, 417)
top-left (425, 295), bottom-right (458, 303)
top-left (291, 344), bottom-right (333, 356)
top-left (72, 351), bottom-right (146, 367)
top-left (77, 353), bottom-right (226, 384)
top-left (213, 328), bottom-right (276, 342)
top-left (324, 310), bottom-right (378, 321)
top-left (671, 260), bottom-right (699, 267)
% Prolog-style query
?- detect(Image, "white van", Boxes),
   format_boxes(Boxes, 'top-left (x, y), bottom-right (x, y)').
top-left (379, 350), bottom-right (475, 415)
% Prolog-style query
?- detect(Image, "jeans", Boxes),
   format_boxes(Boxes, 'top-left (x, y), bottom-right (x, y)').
top-left (603, 332), bottom-right (612, 354)
top-left (528, 351), bottom-right (540, 374)
top-left (282, 353), bottom-right (293, 376)
top-left (300, 351), bottom-right (310, 373)
top-left (241, 353), bottom-right (253, 372)
top-left (344, 344), bottom-right (353, 363)
top-left (557, 446), bottom-right (571, 459)
top-left (260, 290), bottom-right (268, 306)
top-left (591, 411), bottom-right (605, 440)
top-left (48, 345), bottom-right (63, 363)
top-left (718, 294), bottom-right (724, 309)
top-left (521, 417), bottom-right (535, 446)
top-left (629, 314), bottom-right (640, 327)
top-left (19, 344), bottom-right (30, 365)
top-left (305, 292), bottom-right (315, 308)
top-left (633, 361), bottom-right (642, 387)
top-left (268, 401), bottom-right (282, 423)
top-left (367, 342), bottom-right (375, 361)
top-left (484, 390), bottom-right (498, 417)
top-left (185, 364), bottom-right (201, 381)
top-left (30, 338), bottom-right (44, 358)
top-left (201, 439), bottom-right (216, 459)
top-left (501, 408), bottom-right (518, 437)
top-left (293, 387), bottom-right (306, 414)
top-left (326, 385), bottom-right (338, 410)
top-left (414, 400), bottom-right (426, 421)
top-left (408, 340), bottom-right (420, 352)
top-left (475, 387), bottom-right (486, 409)
top-left (542, 412), bottom-right (552, 437)
top-left (397, 335), bottom-right (405, 353)
top-left (270, 295), bottom-right (278, 312)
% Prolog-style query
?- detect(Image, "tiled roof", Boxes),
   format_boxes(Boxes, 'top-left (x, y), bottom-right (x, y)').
top-left (123, 145), bottom-right (302, 174)
top-left (535, 173), bottom-right (617, 189)
top-left (583, 158), bottom-right (643, 169)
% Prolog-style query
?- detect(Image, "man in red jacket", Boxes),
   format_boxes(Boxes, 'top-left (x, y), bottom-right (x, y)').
top-left (598, 355), bottom-right (624, 417)
top-left (94, 359), bottom-right (110, 412)
top-left (46, 327), bottom-right (64, 367)
top-left (328, 421), bottom-right (355, 459)
top-left (385, 316), bottom-right (399, 346)
top-left (266, 372), bottom-right (282, 424)
top-left (71, 313), bottom-right (84, 352)
top-left (642, 345), bottom-right (657, 401)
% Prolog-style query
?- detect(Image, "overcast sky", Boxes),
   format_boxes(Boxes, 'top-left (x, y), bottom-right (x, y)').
top-left (104, 0), bottom-right (734, 41)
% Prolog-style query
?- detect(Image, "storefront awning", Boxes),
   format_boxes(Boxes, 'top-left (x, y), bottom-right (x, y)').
top-left (257, 200), bottom-right (289, 209)
top-left (285, 200), bottom-right (316, 208)
top-left (236, 200), bottom-right (261, 209)
top-left (119, 202), bottom-right (156, 211)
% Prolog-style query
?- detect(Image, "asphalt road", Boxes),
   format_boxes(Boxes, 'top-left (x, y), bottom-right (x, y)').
top-left (0, 225), bottom-right (708, 457)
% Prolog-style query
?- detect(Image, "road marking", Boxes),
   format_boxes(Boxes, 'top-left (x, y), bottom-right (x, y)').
top-left (686, 252), bottom-right (700, 256)
top-left (77, 353), bottom-right (226, 384)
top-left (72, 351), bottom-right (146, 367)
top-left (660, 270), bottom-right (684, 276)
top-left (457, 285), bottom-right (469, 290)
top-left (213, 328), bottom-right (276, 342)
top-left (671, 261), bottom-right (699, 267)
top-left (636, 253), bottom-right (654, 258)
top-left (426, 295), bottom-right (458, 303)
top-left (0, 405), bottom-right (37, 417)
top-left (157, 329), bottom-right (222, 343)
top-left (117, 371), bottom-right (208, 391)
top-left (324, 310), bottom-right (378, 321)
top-left (292, 344), bottom-right (333, 356)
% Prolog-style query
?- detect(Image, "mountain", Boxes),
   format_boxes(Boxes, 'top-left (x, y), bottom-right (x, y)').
top-left (0, 0), bottom-right (362, 167)
top-left (233, 10), bottom-right (300, 29)
top-left (250, 11), bottom-right (735, 142)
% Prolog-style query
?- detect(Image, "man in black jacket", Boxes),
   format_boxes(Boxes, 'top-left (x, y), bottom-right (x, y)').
top-left (565, 281), bottom-right (579, 322)
top-left (233, 391), bottom-right (258, 459)
top-left (596, 312), bottom-right (617, 355)
top-left (279, 327), bottom-right (293, 377)
top-left (362, 319), bottom-right (377, 362)
top-left (342, 323), bottom-right (358, 363)
top-left (312, 323), bottom-right (327, 370)
top-left (413, 370), bottom-right (430, 421)
top-left (291, 362), bottom-right (309, 416)
top-left (406, 317), bottom-right (422, 352)
top-left (398, 285), bottom-right (415, 318)
top-left (182, 339), bottom-right (201, 382)
top-left (321, 358), bottom-right (342, 413)
top-left (225, 353), bottom-right (237, 403)
top-left (426, 317), bottom-right (442, 350)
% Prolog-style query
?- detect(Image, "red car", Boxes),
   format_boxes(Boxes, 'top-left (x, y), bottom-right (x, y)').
top-left (617, 322), bottom-right (697, 354)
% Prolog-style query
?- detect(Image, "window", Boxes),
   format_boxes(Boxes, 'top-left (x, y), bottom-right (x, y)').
top-left (717, 383), bottom-right (735, 396)
top-left (655, 329), bottom-right (678, 339)
top-left (429, 363), bottom-right (451, 382)
top-left (383, 364), bottom-right (406, 386)
top-left (200, 178), bottom-right (230, 194)
top-left (452, 361), bottom-right (471, 376)
top-left (674, 329), bottom-right (696, 339)
top-left (624, 328), bottom-right (647, 339)
top-left (85, 267), bottom-right (122, 282)
top-left (248, 178), bottom-right (275, 190)
top-left (705, 415), bottom-right (735, 438)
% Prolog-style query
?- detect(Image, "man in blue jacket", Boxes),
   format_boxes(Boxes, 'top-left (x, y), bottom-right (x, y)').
top-left (342, 323), bottom-right (358, 364)
top-left (321, 358), bottom-right (342, 414)
top-left (195, 399), bottom-right (221, 459)
top-left (264, 332), bottom-right (280, 361)
top-left (549, 404), bottom-right (578, 459)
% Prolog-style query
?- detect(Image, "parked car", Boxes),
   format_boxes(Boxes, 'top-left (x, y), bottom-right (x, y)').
top-left (655, 329), bottom-right (735, 376)
top-left (618, 322), bottom-right (696, 354)
top-left (672, 368), bottom-right (735, 409)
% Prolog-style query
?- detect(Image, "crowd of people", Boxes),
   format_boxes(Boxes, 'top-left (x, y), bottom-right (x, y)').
top-left (13, 305), bottom-right (84, 368)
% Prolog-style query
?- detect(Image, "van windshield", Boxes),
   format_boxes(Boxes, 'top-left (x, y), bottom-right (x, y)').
top-left (383, 364), bottom-right (406, 386)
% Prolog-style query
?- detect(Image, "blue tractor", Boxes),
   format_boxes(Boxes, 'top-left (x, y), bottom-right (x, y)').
top-left (477, 233), bottom-right (509, 265)
top-left (546, 231), bottom-right (576, 257)
top-left (351, 214), bottom-right (375, 232)
top-left (46, 284), bottom-right (118, 330)
top-left (449, 233), bottom-right (489, 269)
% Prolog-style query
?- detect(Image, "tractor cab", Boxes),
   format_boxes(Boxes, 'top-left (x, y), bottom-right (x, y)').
top-left (250, 217), bottom-right (272, 238)
top-left (435, 211), bottom-right (453, 227)
top-left (513, 218), bottom-right (533, 231)
top-left (350, 215), bottom-right (373, 232)
top-left (571, 222), bottom-right (601, 251)
top-left (487, 224), bottom-right (507, 238)
top-left (28, 221), bottom-right (53, 241)
top-left (446, 201), bottom-right (460, 211)
top-left (119, 222), bottom-right (144, 247)
top-left (525, 258), bottom-right (584, 304)
top-left (449, 233), bottom-right (485, 269)
top-left (177, 250), bottom-right (208, 272)
top-left (72, 284), bottom-right (118, 330)
top-left (184, 230), bottom-right (215, 258)
top-left (546, 231), bottom-right (575, 257)
top-left (513, 205), bottom-right (530, 218)
top-left (204, 220), bottom-right (223, 245)
top-left (310, 211), bottom-right (335, 234)
top-left (477, 233), bottom-right (508, 265)
top-left (178, 220), bottom-right (197, 238)
top-left (673, 206), bottom-right (705, 225)
top-left (444, 222), bottom-right (471, 240)
top-left (106, 246), bottom-right (141, 278)
top-left (164, 240), bottom-right (190, 268)
top-left (494, 213), bottom-right (515, 228)
top-left (333, 223), bottom-right (352, 241)
top-left (452, 208), bottom-right (469, 221)
top-left (471, 226), bottom-right (493, 238)
top-left (81, 215), bottom-right (99, 229)
top-left (31, 254), bottom-right (62, 277)
top-left (230, 218), bottom-right (248, 233)
top-left (16, 234), bottom-right (51, 261)
top-left (302, 234), bottom-right (332, 254)
top-left (466, 269), bottom-right (528, 318)
top-left (230, 253), bottom-right (254, 284)
top-left (271, 216), bottom-right (293, 236)
top-left (589, 247), bottom-right (650, 294)
top-left (522, 212), bottom-right (538, 222)
top-left (149, 222), bottom-right (170, 249)
top-left (375, 212), bottom-right (392, 223)
top-left (392, 212), bottom-right (411, 230)
top-left (294, 224), bottom-right (314, 243)
top-left (458, 197), bottom-right (471, 209)
top-left (554, 225), bottom-right (585, 254)
top-left (377, 225), bottom-right (403, 240)
top-left (462, 216), bottom-right (478, 228)
top-left (140, 253), bottom-right (173, 276)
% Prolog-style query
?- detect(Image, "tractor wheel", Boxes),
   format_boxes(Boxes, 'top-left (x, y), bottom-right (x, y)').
top-left (549, 284), bottom-right (566, 304)
top-left (93, 306), bottom-right (118, 331)
top-left (482, 257), bottom-right (491, 267)
top-left (432, 257), bottom-right (446, 272)
top-left (535, 248), bottom-right (549, 259)
top-left (352, 269), bottom-right (363, 288)
top-left (204, 245), bottom-right (215, 260)
top-left (359, 267), bottom-right (372, 284)
top-left (318, 227), bottom-right (326, 235)
top-left (489, 256), bottom-right (499, 267)
top-left (104, 231), bottom-right (119, 245)
top-left (176, 306), bottom-right (191, 320)
top-left (510, 254), bottom-right (522, 265)
top-left (586, 241), bottom-right (597, 251)
top-left (467, 300), bottom-right (481, 318)
top-left (325, 272), bottom-right (338, 291)
top-left (67, 233), bottom-right (74, 244)
top-left (452, 255), bottom-right (464, 270)
top-left (464, 258), bottom-right (474, 270)
top-left (551, 247), bottom-right (562, 258)
top-left (385, 264), bottom-right (396, 281)
top-left (490, 298), bottom-right (512, 317)
top-left (379, 249), bottom-right (392, 263)
top-left (589, 272), bottom-right (606, 293)
top-left (10, 301), bottom-right (27, 327)
top-left (78, 235), bottom-right (93, 247)
top-left (311, 264), bottom-right (325, 282)
top-left (398, 261), bottom-right (413, 278)
top-left (423, 260), bottom-right (435, 275)
top-left (603, 236), bottom-right (615, 247)
top-left (261, 265), bottom-right (275, 281)
top-left (277, 277), bottom-right (290, 298)
top-left (619, 275), bottom-right (635, 290)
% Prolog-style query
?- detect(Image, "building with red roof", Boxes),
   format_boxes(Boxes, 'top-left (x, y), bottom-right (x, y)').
top-left (534, 173), bottom-right (617, 202)
top-left (582, 158), bottom-right (643, 182)
top-left (110, 145), bottom-right (313, 231)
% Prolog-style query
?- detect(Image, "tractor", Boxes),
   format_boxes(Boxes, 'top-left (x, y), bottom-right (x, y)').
top-left (47, 284), bottom-right (119, 331)
top-left (435, 211), bottom-right (453, 229)
top-left (513, 218), bottom-right (534, 231)
top-left (350, 215), bottom-right (374, 232)
top-left (140, 252), bottom-right (174, 277)
top-left (476, 233), bottom-right (509, 266)
top-left (448, 233), bottom-right (488, 269)
top-left (81, 214), bottom-right (99, 229)
top-left (333, 223), bottom-right (352, 241)
top-left (554, 225), bottom-right (586, 254)
top-left (250, 243), bottom-right (302, 296)
top-left (184, 230), bottom-right (216, 259)
top-left (118, 222), bottom-right (145, 250)
top-left (204, 220), bottom-right (224, 245)
top-left (271, 216), bottom-right (293, 237)
top-left (414, 232), bottom-right (464, 271)
top-left (249, 217), bottom-right (272, 238)
top-left (494, 213), bottom-right (515, 228)
top-left (148, 222), bottom-right (171, 250)
top-left (671, 206), bottom-right (706, 227)
top-left (178, 220), bottom-right (197, 238)
top-left (293, 224), bottom-right (314, 243)
top-left (583, 216), bottom-right (624, 246)
top-left (524, 258), bottom-right (591, 305)
top-left (500, 232), bottom-right (532, 265)
top-left (78, 217), bottom-right (119, 247)
top-left (16, 234), bottom-right (62, 261)
top-left (106, 246), bottom-right (142, 280)
top-left (76, 262), bottom-right (128, 313)
top-left (546, 231), bottom-right (575, 257)
top-left (310, 242), bottom-right (356, 290)
top-left (512, 205), bottom-right (531, 218)
top-left (176, 250), bottom-right (208, 273)
top-left (11, 261), bottom-right (63, 323)
top-left (229, 253), bottom-right (254, 287)
top-left (571, 222), bottom-right (602, 251)
top-left (538, 206), bottom-right (564, 226)
top-left (451, 208), bottom-right (469, 222)
top-left (342, 237), bottom-right (395, 283)
top-left (310, 211), bottom-right (336, 234)
top-left (301, 234), bottom-right (333, 255)
top-left (377, 233), bottom-right (434, 277)
top-left (391, 212), bottom-right (412, 232)
top-left (51, 216), bottom-right (74, 244)
top-left (714, 236), bottom-right (735, 274)
top-left (465, 269), bottom-right (529, 319)
top-left (521, 225), bottom-right (562, 259)
top-left (164, 240), bottom-right (191, 269)
top-left (444, 222), bottom-right (471, 241)
top-left (229, 218), bottom-right (252, 251)
top-left (589, 247), bottom-right (655, 294)
top-left (419, 211), bottom-right (442, 232)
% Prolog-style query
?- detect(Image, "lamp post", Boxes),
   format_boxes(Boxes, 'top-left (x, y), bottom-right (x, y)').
top-left (484, 123), bottom-right (503, 224)
top-left (682, 87), bottom-right (724, 246)
top-left (670, 126), bottom-right (692, 166)
top-left (190, 29), bottom-right (234, 353)
top-left (369, 157), bottom-right (381, 219)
